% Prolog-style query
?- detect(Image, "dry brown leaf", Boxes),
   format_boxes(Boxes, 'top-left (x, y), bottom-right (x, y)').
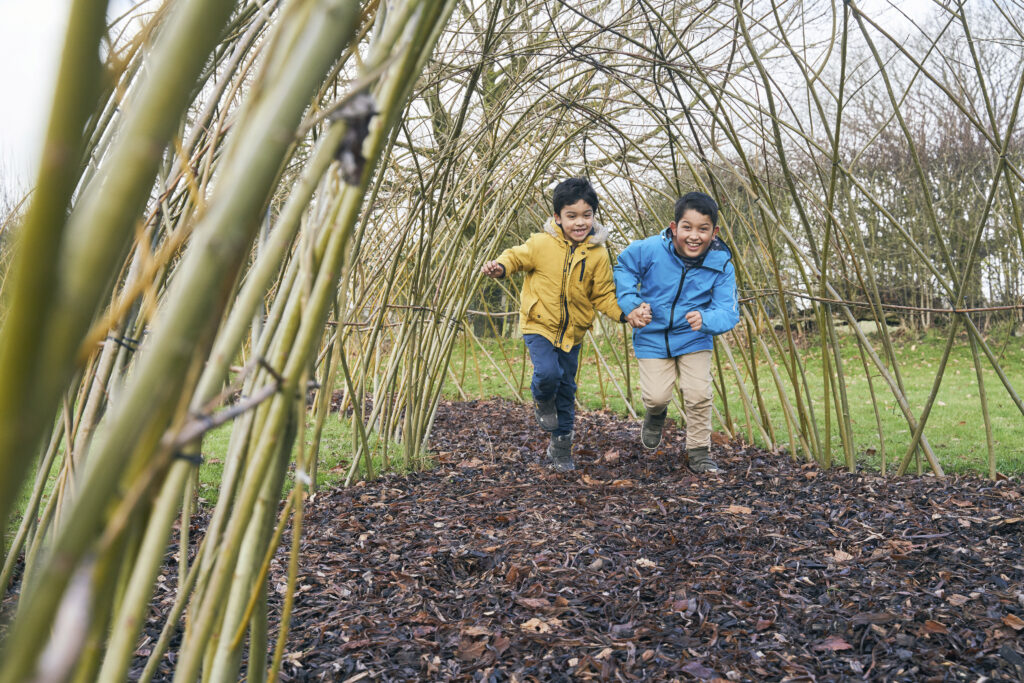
top-left (456, 638), bottom-right (487, 660)
top-left (923, 620), bottom-right (948, 634)
top-left (813, 635), bottom-right (852, 651)
top-left (519, 618), bottom-right (552, 634)
top-left (461, 625), bottom-right (492, 637)
top-left (833, 549), bottom-right (853, 563)
top-left (516, 596), bottom-right (550, 609)
top-left (1003, 614), bottom-right (1024, 630)
top-left (726, 505), bottom-right (752, 515)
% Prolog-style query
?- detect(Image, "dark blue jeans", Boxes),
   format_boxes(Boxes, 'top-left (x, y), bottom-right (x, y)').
top-left (523, 334), bottom-right (581, 437)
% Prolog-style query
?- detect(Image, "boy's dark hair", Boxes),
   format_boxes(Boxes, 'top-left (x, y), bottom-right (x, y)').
top-left (552, 177), bottom-right (599, 215)
top-left (674, 191), bottom-right (719, 226)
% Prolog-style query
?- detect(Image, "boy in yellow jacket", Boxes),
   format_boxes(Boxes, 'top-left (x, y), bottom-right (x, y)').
top-left (481, 178), bottom-right (649, 471)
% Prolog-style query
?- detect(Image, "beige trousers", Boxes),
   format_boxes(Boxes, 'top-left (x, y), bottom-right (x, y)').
top-left (637, 350), bottom-right (713, 450)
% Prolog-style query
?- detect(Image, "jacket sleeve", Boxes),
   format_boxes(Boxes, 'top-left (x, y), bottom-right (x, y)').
top-left (700, 261), bottom-right (740, 335)
top-left (613, 241), bottom-right (645, 316)
top-left (590, 249), bottom-right (624, 321)
top-left (495, 236), bottom-right (536, 276)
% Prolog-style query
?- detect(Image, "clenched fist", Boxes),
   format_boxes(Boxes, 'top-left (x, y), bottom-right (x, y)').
top-left (480, 261), bottom-right (505, 278)
top-left (685, 310), bottom-right (703, 331)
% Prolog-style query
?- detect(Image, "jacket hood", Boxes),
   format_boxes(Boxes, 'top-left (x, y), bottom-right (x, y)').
top-left (659, 227), bottom-right (732, 263)
top-left (545, 217), bottom-right (610, 246)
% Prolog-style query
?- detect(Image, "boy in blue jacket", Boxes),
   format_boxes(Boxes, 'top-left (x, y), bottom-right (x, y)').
top-left (614, 192), bottom-right (739, 473)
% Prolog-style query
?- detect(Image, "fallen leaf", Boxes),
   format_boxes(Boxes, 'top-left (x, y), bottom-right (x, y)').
top-left (519, 618), bottom-right (551, 634)
top-left (515, 597), bottom-right (550, 609)
top-left (833, 549), bottom-right (853, 563)
top-left (947, 594), bottom-right (970, 607)
top-left (813, 635), bottom-right (853, 651)
top-left (461, 625), bottom-right (491, 637)
top-left (492, 635), bottom-right (510, 655)
top-left (726, 505), bottom-right (752, 515)
top-left (457, 638), bottom-right (487, 660)
top-left (681, 660), bottom-right (716, 680)
top-left (1003, 614), bottom-right (1024, 630)
top-left (635, 557), bottom-right (657, 568)
top-left (923, 620), bottom-right (948, 634)
top-left (710, 431), bottom-right (730, 446)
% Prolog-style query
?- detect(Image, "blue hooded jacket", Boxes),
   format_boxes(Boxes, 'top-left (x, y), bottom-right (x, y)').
top-left (614, 228), bottom-right (739, 359)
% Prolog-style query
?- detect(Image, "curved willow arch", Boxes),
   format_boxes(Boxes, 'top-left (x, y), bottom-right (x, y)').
top-left (1, 0), bottom-right (1022, 679)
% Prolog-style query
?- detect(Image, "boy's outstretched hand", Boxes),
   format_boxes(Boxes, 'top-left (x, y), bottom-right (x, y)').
top-left (480, 261), bottom-right (505, 278)
top-left (626, 303), bottom-right (652, 328)
top-left (685, 310), bottom-right (703, 331)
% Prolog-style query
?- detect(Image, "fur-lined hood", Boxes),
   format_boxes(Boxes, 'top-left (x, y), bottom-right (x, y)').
top-left (543, 217), bottom-right (611, 246)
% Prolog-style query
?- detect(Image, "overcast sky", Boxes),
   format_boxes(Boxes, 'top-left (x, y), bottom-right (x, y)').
top-left (0, 0), bottom-right (937, 196)
top-left (0, 0), bottom-right (68, 193)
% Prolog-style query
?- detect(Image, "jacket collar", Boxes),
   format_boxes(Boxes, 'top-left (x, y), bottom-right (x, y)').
top-left (544, 217), bottom-right (609, 246)
top-left (659, 227), bottom-right (732, 271)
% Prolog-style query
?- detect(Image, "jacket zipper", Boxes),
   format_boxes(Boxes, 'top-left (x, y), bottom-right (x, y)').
top-left (579, 258), bottom-right (586, 282)
top-left (557, 244), bottom-right (577, 346)
top-left (665, 261), bottom-right (688, 357)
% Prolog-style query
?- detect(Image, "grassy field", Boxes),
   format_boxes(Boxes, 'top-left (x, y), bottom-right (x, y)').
top-left (196, 413), bottom-right (412, 506)
top-left (444, 323), bottom-right (1024, 477)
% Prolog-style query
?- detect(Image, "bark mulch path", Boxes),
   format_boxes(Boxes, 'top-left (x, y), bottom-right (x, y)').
top-left (254, 398), bottom-right (1024, 682)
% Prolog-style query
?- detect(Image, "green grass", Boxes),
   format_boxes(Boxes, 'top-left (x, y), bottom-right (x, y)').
top-left (444, 323), bottom-right (1024, 476)
top-left (196, 413), bottom-right (416, 508)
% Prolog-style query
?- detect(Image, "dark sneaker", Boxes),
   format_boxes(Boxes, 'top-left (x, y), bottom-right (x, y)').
top-left (687, 447), bottom-right (720, 474)
top-left (533, 397), bottom-right (559, 431)
top-left (641, 409), bottom-right (667, 449)
top-left (547, 432), bottom-right (575, 471)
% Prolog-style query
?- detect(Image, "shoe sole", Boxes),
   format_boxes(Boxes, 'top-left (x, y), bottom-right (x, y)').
top-left (640, 435), bottom-right (662, 450)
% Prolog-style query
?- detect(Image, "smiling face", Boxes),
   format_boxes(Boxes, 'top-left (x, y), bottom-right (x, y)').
top-left (555, 198), bottom-right (595, 243)
top-left (670, 208), bottom-right (719, 258)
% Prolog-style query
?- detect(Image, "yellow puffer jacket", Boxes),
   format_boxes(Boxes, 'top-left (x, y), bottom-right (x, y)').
top-left (496, 218), bottom-right (623, 351)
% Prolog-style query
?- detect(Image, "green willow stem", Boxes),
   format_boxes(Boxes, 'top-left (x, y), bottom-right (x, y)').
top-left (0, 0), bottom-right (107, 540)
